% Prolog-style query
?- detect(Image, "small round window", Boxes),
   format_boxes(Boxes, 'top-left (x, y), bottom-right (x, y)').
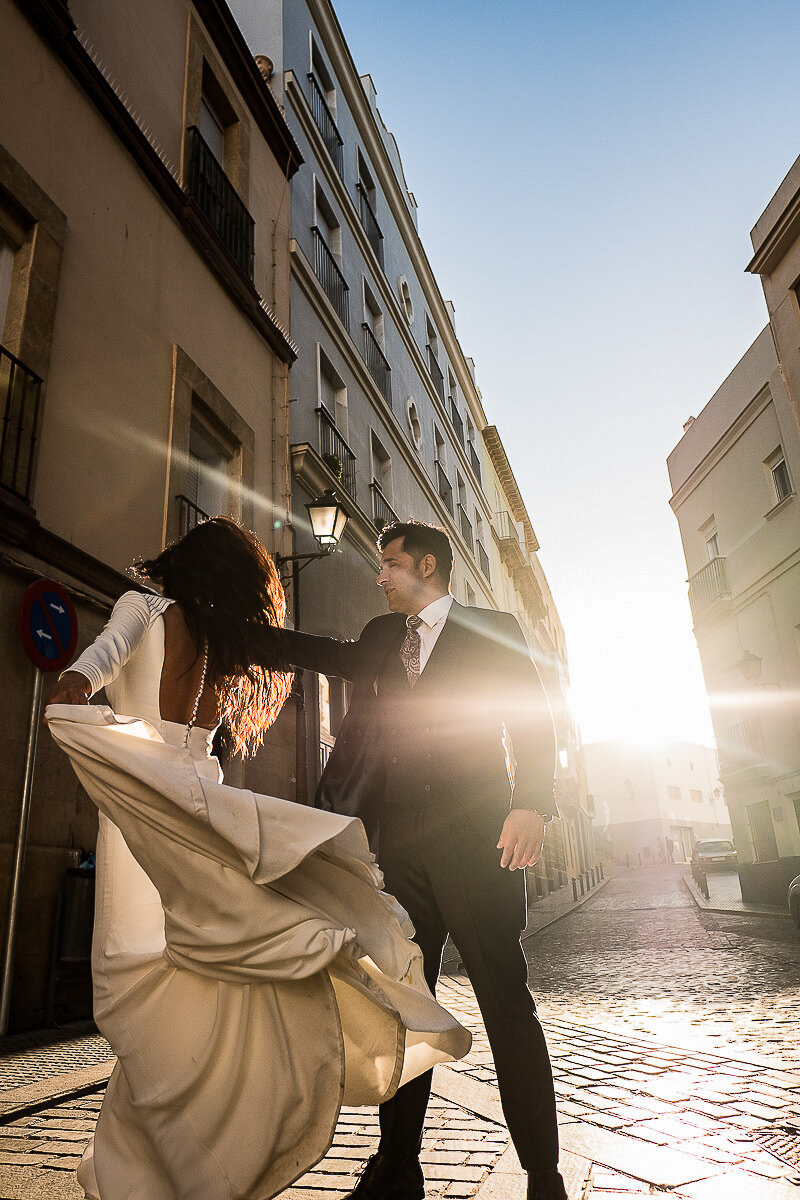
top-left (405, 398), bottom-right (423, 451)
top-left (397, 275), bottom-right (414, 323)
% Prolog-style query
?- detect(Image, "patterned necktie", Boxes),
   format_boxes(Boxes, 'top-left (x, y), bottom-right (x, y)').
top-left (399, 615), bottom-right (423, 687)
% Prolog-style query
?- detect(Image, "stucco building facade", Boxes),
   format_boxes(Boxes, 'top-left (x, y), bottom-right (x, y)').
top-left (584, 741), bottom-right (728, 866)
top-left (667, 325), bottom-right (800, 904)
top-left (0, 0), bottom-right (300, 1028)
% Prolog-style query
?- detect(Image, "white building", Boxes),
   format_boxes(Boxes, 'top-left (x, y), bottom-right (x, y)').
top-left (584, 741), bottom-right (728, 865)
top-left (667, 326), bottom-right (800, 904)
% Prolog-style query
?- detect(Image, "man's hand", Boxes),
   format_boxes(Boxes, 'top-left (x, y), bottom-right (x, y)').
top-left (44, 671), bottom-right (91, 720)
top-left (497, 809), bottom-right (547, 871)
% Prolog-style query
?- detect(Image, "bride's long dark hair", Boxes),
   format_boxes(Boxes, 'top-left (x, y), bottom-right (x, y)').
top-left (136, 518), bottom-right (292, 758)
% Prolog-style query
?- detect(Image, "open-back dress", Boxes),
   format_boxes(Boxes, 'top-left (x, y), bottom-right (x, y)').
top-left (47, 591), bottom-right (470, 1200)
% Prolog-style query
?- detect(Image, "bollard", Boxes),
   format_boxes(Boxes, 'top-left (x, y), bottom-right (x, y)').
top-left (600, 862), bottom-right (605, 880)
top-left (571, 877), bottom-right (578, 901)
top-left (579, 874), bottom-right (585, 896)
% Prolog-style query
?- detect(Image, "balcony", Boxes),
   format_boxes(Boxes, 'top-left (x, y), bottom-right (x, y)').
top-left (370, 480), bottom-right (398, 531)
top-left (312, 226), bottom-right (350, 330)
top-left (458, 502), bottom-right (474, 551)
top-left (357, 182), bottom-right (384, 267)
top-left (478, 540), bottom-right (490, 581)
top-left (362, 323), bottom-right (392, 406)
top-left (316, 404), bottom-right (357, 499)
top-left (494, 510), bottom-right (525, 570)
top-left (176, 494), bottom-right (211, 538)
top-left (688, 556), bottom-right (731, 620)
top-left (449, 398), bottom-right (464, 446)
top-left (719, 718), bottom-right (766, 775)
top-left (307, 73), bottom-right (344, 176)
top-left (435, 459), bottom-right (453, 516)
top-left (427, 348), bottom-right (445, 402)
top-left (468, 441), bottom-right (482, 485)
top-left (0, 345), bottom-right (43, 505)
top-left (186, 126), bottom-right (254, 280)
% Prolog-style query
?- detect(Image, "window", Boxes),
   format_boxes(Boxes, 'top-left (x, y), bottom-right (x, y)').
top-left (426, 318), bottom-right (445, 401)
top-left (370, 431), bottom-right (392, 499)
top-left (357, 151), bottom-right (383, 266)
top-left (309, 40), bottom-right (343, 176)
top-left (167, 348), bottom-right (254, 544)
top-left (705, 531), bottom-right (719, 559)
top-left (362, 279), bottom-right (384, 347)
top-left (405, 398), bottom-right (423, 451)
top-left (319, 348), bottom-right (348, 439)
top-left (198, 71), bottom-right (229, 165)
top-left (465, 581), bottom-right (476, 607)
top-left (314, 183), bottom-right (341, 258)
top-left (397, 275), bottom-right (414, 322)
top-left (667, 785), bottom-right (681, 802)
top-left (181, 404), bottom-right (236, 532)
top-left (312, 183), bottom-right (349, 329)
top-left (772, 457), bottom-right (792, 502)
top-left (690, 789), bottom-right (703, 804)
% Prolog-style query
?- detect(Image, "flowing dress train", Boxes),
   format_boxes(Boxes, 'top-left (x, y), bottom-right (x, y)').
top-left (47, 592), bottom-right (470, 1200)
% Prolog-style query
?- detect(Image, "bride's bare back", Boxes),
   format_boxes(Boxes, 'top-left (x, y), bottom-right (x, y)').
top-left (160, 604), bottom-right (219, 730)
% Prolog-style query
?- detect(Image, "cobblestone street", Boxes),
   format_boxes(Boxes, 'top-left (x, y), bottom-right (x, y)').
top-left (1, 865), bottom-right (799, 1199)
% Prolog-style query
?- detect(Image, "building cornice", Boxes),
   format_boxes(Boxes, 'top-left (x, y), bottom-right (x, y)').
top-left (668, 386), bottom-right (773, 511)
top-left (746, 183), bottom-right (800, 276)
top-left (17, 0), bottom-right (298, 364)
top-left (284, 70), bottom-right (490, 507)
top-left (481, 426), bottom-right (540, 551)
top-left (302, 0), bottom-right (491, 435)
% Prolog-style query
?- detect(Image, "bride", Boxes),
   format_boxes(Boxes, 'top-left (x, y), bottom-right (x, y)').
top-left (46, 518), bottom-right (470, 1200)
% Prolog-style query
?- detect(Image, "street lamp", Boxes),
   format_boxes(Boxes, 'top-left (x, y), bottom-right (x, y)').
top-left (275, 490), bottom-right (349, 580)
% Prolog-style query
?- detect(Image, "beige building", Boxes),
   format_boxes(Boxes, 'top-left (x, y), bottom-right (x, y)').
top-left (584, 741), bottom-right (728, 866)
top-left (0, 0), bottom-right (300, 1029)
top-left (667, 324), bottom-right (800, 905)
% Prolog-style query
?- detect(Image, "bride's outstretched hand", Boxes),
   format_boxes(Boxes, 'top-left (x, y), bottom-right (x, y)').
top-left (43, 671), bottom-right (92, 722)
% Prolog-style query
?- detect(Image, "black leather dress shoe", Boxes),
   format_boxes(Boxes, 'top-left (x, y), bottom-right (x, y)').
top-left (345, 1151), bottom-right (425, 1199)
top-left (527, 1167), bottom-right (569, 1199)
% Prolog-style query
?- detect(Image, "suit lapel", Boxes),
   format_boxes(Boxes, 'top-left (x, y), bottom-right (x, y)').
top-left (415, 600), bottom-right (468, 690)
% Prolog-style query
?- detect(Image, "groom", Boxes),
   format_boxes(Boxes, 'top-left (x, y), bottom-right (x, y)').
top-left (280, 520), bottom-right (567, 1200)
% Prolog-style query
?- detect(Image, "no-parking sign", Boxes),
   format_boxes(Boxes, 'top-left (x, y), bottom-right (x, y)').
top-left (18, 579), bottom-right (78, 672)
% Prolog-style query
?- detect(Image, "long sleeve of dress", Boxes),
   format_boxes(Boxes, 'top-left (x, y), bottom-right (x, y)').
top-left (67, 591), bottom-right (172, 697)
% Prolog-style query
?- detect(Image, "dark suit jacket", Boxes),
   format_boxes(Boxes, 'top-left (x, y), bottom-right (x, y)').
top-left (282, 601), bottom-right (557, 848)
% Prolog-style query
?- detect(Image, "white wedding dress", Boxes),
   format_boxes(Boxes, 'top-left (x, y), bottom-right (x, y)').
top-left (47, 591), bottom-right (470, 1200)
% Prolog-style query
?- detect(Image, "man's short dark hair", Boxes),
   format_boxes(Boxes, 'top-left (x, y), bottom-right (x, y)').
top-left (377, 520), bottom-right (454, 585)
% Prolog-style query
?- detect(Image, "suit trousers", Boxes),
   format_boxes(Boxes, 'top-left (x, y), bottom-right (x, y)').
top-left (376, 800), bottom-right (559, 1172)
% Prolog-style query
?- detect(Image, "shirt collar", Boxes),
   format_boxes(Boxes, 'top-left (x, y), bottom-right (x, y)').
top-left (415, 594), bottom-right (453, 630)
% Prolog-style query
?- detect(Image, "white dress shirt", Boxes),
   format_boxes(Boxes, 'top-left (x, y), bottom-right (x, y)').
top-left (413, 594), bottom-right (454, 673)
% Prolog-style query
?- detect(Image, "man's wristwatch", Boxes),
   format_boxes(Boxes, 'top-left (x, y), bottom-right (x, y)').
top-left (533, 810), bottom-right (554, 824)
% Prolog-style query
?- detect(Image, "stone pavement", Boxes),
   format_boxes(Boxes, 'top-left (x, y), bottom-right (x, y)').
top-left (1, 866), bottom-right (799, 1198)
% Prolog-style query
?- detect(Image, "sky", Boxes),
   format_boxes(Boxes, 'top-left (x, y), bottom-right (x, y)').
top-left (332, 0), bottom-right (800, 748)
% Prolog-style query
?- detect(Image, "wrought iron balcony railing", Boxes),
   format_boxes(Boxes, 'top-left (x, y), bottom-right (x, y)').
top-left (468, 441), bottom-right (482, 484)
top-left (176, 493), bottom-right (211, 538)
top-left (312, 226), bottom-right (350, 330)
top-left (362, 324), bottom-right (392, 406)
top-left (458, 502), bottom-right (474, 551)
top-left (449, 398), bottom-right (464, 446)
top-left (688, 556), bottom-right (730, 620)
top-left (357, 182), bottom-right (384, 266)
top-left (427, 347), bottom-right (445, 402)
top-left (478, 540), bottom-right (490, 581)
top-left (370, 480), bottom-right (399, 531)
top-left (0, 345), bottom-right (42, 504)
top-left (435, 459), bottom-right (453, 516)
top-left (186, 126), bottom-right (254, 280)
top-left (307, 73), bottom-right (344, 176)
top-left (316, 404), bottom-right (357, 499)
top-left (719, 718), bottom-right (766, 775)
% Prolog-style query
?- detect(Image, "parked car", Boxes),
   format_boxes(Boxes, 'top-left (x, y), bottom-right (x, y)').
top-left (788, 875), bottom-right (800, 929)
top-left (691, 839), bottom-right (738, 873)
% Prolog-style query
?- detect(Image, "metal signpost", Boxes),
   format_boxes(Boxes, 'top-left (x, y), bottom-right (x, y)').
top-left (0, 580), bottom-right (78, 1034)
